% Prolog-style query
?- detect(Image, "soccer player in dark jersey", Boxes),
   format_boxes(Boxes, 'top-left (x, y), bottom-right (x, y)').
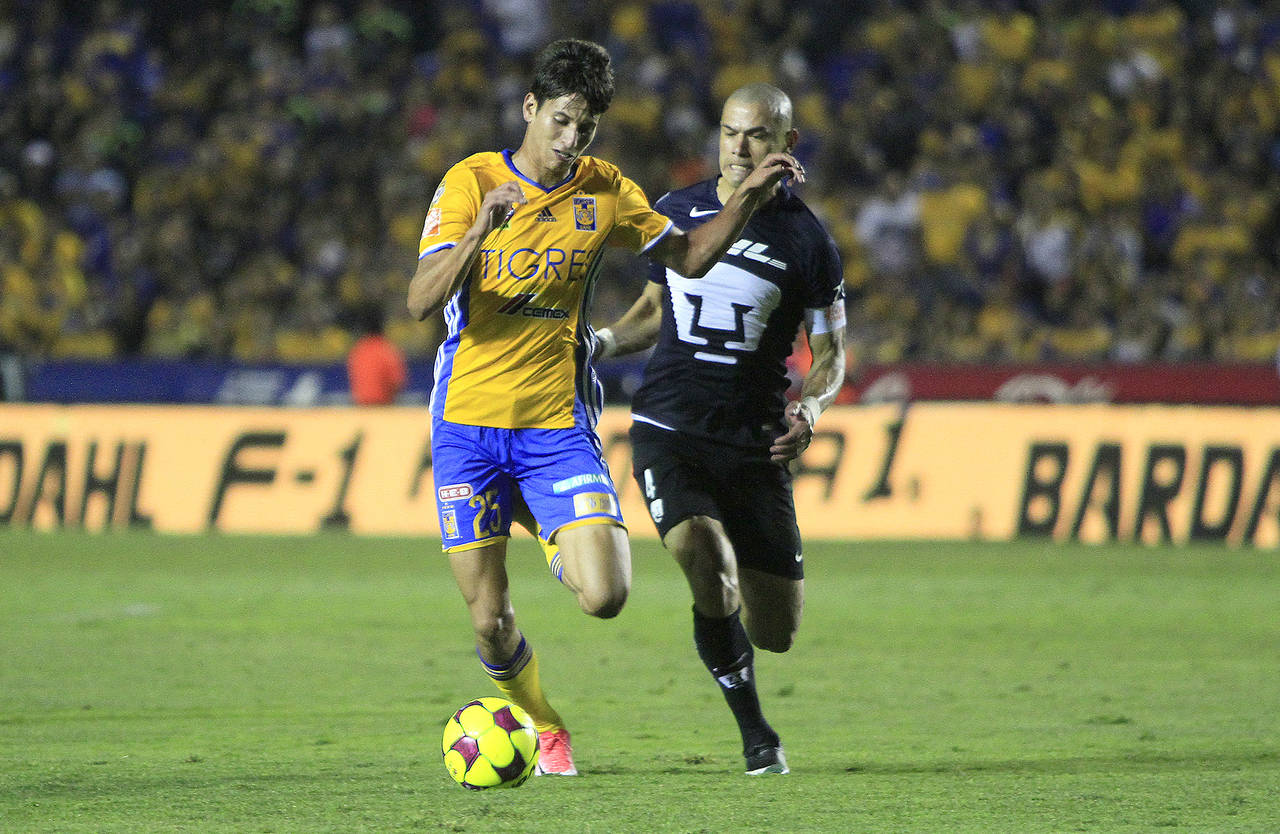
top-left (594, 83), bottom-right (846, 775)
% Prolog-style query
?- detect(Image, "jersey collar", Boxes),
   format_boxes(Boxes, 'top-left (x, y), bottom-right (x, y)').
top-left (502, 149), bottom-right (578, 193)
top-left (712, 176), bottom-right (792, 212)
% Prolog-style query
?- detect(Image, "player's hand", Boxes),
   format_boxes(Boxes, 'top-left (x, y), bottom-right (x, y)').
top-left (770, 402), bottom-right (815, 464)
top-left (740, 151), bottom-right (805, 195)
top-left (478, 181), bottom-right (527, 233)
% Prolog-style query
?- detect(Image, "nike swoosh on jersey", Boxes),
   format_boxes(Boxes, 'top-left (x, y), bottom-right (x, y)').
top-left (689, 207), bottom-right (719, 217)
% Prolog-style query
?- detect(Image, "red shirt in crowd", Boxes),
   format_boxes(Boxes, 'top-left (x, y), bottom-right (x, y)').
top-left (347, 334), bottom-right (408, 405)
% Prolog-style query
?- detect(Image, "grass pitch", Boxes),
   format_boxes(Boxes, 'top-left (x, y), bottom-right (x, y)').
top-left (1, 532), bottom-right (1277, 833)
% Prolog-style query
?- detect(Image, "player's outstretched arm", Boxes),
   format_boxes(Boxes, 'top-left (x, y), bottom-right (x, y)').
top-left (646, 152), bottom-right (805, 280)
top-left (770, 308), bottom-right (846, 464)
top-left (595, 282), bottom-right (663, 360)
top-left (408, 181), bottom-right (527, 320)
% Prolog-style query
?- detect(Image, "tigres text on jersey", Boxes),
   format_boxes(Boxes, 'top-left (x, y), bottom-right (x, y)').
top-left (420, 150), bottom-right (673, 429)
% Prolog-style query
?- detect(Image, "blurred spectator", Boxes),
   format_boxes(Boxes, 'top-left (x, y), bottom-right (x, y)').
top-left (346, 303), bottom-right (406, 406)
top-left (855, 170), bottom-right (921, 280)
top-left (0, 0), bottom-right (1276, 378)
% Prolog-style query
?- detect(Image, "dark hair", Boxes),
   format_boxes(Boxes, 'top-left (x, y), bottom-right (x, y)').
top-left (530, 39), bottom-right (615, 116)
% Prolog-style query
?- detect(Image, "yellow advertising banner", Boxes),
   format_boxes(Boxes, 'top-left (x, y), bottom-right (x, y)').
top-left (2, 404), bottom-right (1277, 546)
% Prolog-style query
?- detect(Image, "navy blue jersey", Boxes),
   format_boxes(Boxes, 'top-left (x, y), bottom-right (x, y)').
top-left (630, 179), bottom-right (844, 449)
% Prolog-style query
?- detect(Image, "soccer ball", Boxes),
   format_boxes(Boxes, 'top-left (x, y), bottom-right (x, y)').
top-left (442, 697), bottom-right (539, 789)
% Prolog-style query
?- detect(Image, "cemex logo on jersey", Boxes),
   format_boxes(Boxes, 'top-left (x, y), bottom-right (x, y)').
top-left (497, 294), bottom-right (569, 319)
top-left (726, 239), bottom-right (787, 270)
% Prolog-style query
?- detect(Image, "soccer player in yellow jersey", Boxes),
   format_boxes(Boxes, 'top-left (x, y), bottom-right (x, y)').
top-left (408, 39), bottom-right (803, 776)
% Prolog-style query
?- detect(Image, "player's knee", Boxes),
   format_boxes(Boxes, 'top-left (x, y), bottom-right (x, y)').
top-left (669, 518), bottom-right (730, 573)
top-left (583, 597), bottom-right (626, 619)
top-left (472, 609), bottom-right (517, 650)
top-left (746, 620), bottom-right (797, 653)
top-left (576, 570), bottom-right (629, 616)
top-left (577, 579), bottom-right (629, 619)
top-left (752, 630), bottom-right (795, 653)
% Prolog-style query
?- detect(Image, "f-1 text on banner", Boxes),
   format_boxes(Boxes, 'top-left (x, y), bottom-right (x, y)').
top-left (2, 404), bottom-right (1277, 546)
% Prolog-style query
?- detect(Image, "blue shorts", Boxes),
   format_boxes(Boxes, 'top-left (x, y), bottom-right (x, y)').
top-left (431, 418), bottom-right (625, 553)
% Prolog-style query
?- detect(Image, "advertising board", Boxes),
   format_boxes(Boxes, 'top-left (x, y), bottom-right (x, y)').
top-left (3, 404), bottom-right (1276, 546)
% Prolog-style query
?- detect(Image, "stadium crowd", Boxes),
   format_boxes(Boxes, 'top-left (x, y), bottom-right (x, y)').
top-left (2, 0), bottom-right (1279, 370)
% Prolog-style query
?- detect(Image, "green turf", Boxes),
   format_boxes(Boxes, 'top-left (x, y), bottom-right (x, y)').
top-left (1, 532), bottom-right (1277, 833)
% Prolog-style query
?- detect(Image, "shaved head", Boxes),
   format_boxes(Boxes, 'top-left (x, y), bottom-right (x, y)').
top-left (716, 83), bottom-right (798, 197)
top-left (725, 83), bottom-right (793, 132)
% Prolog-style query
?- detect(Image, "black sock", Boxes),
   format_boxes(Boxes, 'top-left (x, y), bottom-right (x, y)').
top-left (692, 607), bottom-right (777, 752)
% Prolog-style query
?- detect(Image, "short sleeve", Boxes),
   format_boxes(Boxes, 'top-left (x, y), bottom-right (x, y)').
top-left (806, 230), bottom-right (845, 309)
top-left (643, 191), bottom-right (675, 285)
top-left (418, 163), bottom-right (482, 258)
top-left (605, 175), bottom-right (674, 254)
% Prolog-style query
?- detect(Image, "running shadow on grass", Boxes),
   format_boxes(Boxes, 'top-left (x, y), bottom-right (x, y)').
top-left (586, 748), bottom-right (1280, 777)
top-left (841, 748), bottom-right (1278, 776)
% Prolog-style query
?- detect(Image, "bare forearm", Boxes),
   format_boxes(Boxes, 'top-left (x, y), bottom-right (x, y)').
top-left (650, 153), bottom-right (802, 279)
top-left (602, 317), bottom-right (659, 357)
top-left (679, 152), bottom-right (805, 278)
top-left (407, 227), bottom-right (486, 320)
top-left (598, 284), bottom-right (663, 358)
top-left (801, 348), bottom-right (843, 409)
top-left (408, 180), bottom-right (526, 321)
top-left (799, 332), bottom-right (845, 420)
top-left (676, 187), bottom-right (766, 278)
top-left (774, 330), bottom-right (841, 464)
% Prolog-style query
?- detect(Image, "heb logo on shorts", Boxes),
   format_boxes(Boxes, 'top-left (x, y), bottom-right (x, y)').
top-left (437, 483), bottom-right (473, 502)
top-left (573, 491), bottom-right (618, 518)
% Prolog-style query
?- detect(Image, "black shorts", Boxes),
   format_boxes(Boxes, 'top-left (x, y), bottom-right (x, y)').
top-left (629, 422), bottom-right (803, 580)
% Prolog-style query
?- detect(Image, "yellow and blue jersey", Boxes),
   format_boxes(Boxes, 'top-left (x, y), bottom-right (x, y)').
top-left (420, 150), bottom-right (673, 429)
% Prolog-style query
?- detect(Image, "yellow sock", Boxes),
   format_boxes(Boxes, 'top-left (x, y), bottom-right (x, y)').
top-left (540, 538), bottom-right (564, 583)
top-left (480, 635), bottom-right (564, 733)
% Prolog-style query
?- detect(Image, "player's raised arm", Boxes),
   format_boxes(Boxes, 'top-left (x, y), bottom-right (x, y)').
top-left (407, 181), bottom-right (526, 321)
top-left (594, 282), bottom-right (664, 360)
top-left (645, 151), bottom-right (804, 280)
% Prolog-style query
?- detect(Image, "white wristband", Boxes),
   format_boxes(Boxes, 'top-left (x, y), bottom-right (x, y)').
top-left (798, 395), bottom-right (822, 427)
top-left (596, 327), bottom-right (617, 359)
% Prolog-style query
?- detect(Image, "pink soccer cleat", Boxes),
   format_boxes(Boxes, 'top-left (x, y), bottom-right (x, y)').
top-left (534, 728), bottom-right (578, 776)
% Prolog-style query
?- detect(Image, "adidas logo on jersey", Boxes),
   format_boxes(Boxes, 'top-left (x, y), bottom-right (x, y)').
top-left (535, 207), bottom-right (557, 222)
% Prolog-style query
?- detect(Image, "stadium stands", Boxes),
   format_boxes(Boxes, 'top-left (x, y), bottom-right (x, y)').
top-left (2, 0), bottom-right (1278, 380)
